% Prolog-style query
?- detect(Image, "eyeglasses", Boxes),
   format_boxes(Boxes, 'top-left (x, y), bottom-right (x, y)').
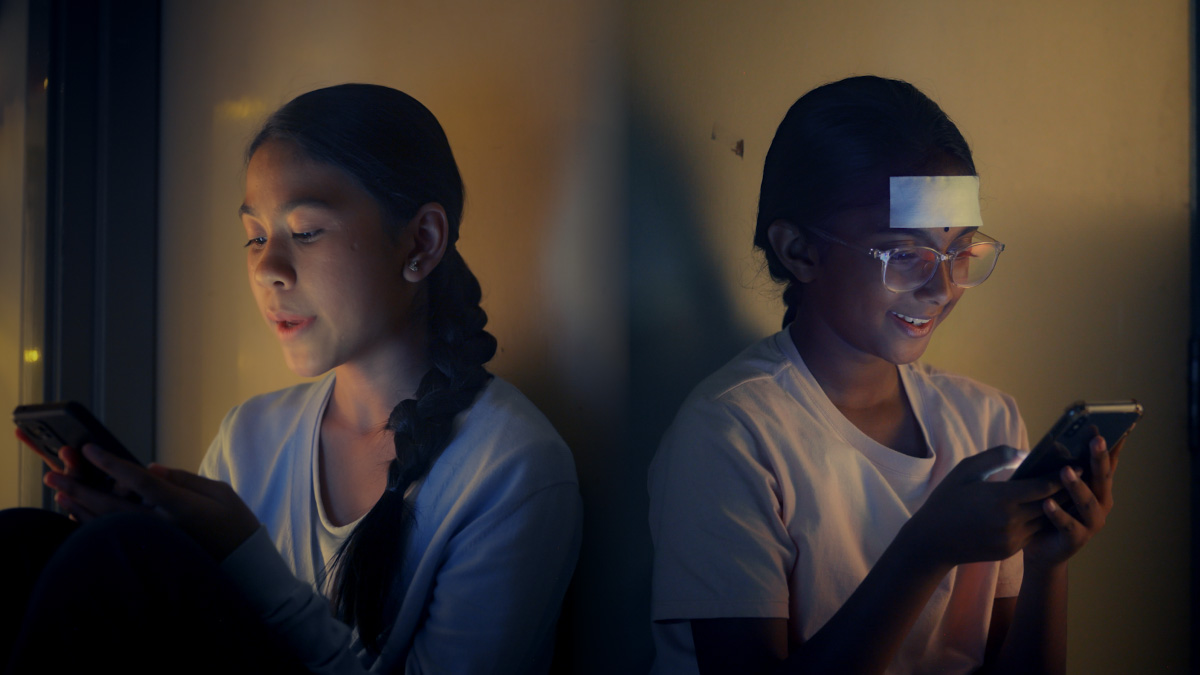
top-left (804, 226), bottom-right (1005, 293)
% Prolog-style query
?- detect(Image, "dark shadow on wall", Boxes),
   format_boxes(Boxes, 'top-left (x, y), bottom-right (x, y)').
top-left (627, 116), bottom-right (758, 476)
top-left (623, 106), bottom-right (758, 671)
top-left (502, 104), bottom-right (758, 675)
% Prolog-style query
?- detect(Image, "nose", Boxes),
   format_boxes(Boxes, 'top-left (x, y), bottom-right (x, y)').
top-left (915, 255), bottom-right (955, 304)
top-left (252, 238), bottom-right (296, 290)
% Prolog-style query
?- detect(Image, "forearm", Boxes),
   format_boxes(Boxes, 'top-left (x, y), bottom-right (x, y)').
top-left (776, 523), bottom-right (952, 674)
top-left (990, 562), bottom-right (1067, 675)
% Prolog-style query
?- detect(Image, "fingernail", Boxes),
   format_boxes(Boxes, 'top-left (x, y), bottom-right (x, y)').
top-left (1062, 466), bottom-right (1077, 483)
top-left (1046, 499), bottom-right (1059, 512)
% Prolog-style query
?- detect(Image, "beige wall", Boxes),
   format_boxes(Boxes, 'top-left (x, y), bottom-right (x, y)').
top-left (631, 0), bottom-right (1190, 672)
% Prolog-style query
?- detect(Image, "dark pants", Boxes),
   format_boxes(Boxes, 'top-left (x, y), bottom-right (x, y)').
top-left (2, 508), bottom-right (309, 674)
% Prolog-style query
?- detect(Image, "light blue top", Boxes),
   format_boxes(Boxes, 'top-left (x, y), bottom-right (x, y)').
top-left (201, 373), bottom-right (582, 674)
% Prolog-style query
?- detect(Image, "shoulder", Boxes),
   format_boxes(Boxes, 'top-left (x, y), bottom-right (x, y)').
top-left (662, 334), bottom-right (800, 450)
top-left (199, 375), bottom-right (332, 478)
top-left (674, 333), bottom-right (797, 427)
top-left (652, 335), bottom-right (802, 487)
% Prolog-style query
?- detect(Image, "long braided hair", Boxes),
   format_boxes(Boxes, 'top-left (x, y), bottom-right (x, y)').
top-left (248, 83), bottom-right (497, 651)
top-left (755, 76), bottom-right (977, 328)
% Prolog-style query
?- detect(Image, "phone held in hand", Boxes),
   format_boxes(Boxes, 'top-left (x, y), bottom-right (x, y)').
top-left (13, 401), bottom-right (144, 494)
top-left (1010, 400), bottom-right (1143, 483)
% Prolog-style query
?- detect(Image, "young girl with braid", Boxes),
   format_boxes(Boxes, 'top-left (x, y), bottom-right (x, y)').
top-left (8, 84), bottom-right (581, 674)
top-left (649, 76), bottom-right (1121, 674)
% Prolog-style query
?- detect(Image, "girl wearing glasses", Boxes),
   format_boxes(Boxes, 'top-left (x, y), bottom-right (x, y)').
top-left (10, 84), bottom-right (581, 674)
top-left (649, 76), bottom-right (1118, 674)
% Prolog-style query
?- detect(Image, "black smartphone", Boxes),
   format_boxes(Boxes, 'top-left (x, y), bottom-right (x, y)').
top-left (1010, 400), bottom-right (1143, 483)
top-left (13, 401), bottom-right (143, 494)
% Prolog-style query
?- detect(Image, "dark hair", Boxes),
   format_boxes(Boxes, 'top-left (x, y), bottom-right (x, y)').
top-left (248, 83), bottom-right (496, 652)
top-left (755, 76), bottom-right (976, 328)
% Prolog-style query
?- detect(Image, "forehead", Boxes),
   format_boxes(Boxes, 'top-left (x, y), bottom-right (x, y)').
top-left (242, 139), bottom-right (370, 214)
top-left (825, 206), bottom-right (977, 245)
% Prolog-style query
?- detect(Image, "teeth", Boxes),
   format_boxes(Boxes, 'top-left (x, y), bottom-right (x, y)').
top-left (894, 312), bottom-right (931, 326)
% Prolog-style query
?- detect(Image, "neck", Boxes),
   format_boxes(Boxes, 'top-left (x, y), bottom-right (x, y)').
top-left (788, 314), bottom-right (902, 411)
top-left (327, 325), bottom-right (432, 436)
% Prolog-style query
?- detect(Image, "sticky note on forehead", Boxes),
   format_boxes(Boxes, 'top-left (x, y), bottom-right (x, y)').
top-left (889, 176), bottom-right (983, 230)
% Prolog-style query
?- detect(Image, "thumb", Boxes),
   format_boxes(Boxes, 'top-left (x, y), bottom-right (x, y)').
top-left (948, 445), bottom-right (1022, 483)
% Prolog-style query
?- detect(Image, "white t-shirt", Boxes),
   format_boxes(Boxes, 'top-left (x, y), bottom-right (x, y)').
top-left (200, 373), bottom-right (582, 674)
top-left (649, 330), bottom-right (1027, 675)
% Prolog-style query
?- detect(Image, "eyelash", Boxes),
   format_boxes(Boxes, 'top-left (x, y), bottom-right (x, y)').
top-left (242, 230), bottom-right (323, 248)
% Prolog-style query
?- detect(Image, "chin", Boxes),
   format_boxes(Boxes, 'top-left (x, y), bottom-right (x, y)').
top-left (884, 341), bottom-right (932, 366)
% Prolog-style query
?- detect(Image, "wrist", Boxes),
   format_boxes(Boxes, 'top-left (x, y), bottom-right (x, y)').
top-left (892, 519), bottom-right (955, 579)
top-left (1022, 556), bottom-right (1068, 581)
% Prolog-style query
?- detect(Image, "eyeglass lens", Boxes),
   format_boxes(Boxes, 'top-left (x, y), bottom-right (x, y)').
top-left (883, 242), bottom-right (1001, 292)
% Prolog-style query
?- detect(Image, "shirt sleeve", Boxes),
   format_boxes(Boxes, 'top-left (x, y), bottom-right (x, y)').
top-left (649, 397), bottom-right (793, 622)
top-left (404, 481), bottom-right (583, 674)
top-left (199, 405), bottom-right (371, 674)
top-left (220, 527), bottom-right (368, 674)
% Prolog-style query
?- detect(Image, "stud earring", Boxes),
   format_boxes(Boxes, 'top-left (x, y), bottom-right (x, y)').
top-left (408, 259), bottom-right (419, 272)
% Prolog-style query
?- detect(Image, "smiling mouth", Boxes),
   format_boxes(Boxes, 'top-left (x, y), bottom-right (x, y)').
top-left (892, 312), bottom-right (932, 326)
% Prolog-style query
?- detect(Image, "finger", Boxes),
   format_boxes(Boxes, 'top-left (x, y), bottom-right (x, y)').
top-left (83, 445), bottom-right (190, 511)
top-left (15, 428), bottom-right (65, 472)
top-left (58, 445), bottom-right (92, 479)
top-left (1015, 500), bottom-right (1055, 525)
top-left (995, 475), bottom-right (1062, 503)
top-left (1108, 438), bottom-right (1125, 472)
top-left (44, 470), bottom-right (134, 519)
top-left (148, 464), bottom-right (232, 499)
top-left (952, 445), bottom-right (1023, 483)
top-left (1061, 466), bottom-right (1105, 530)
top-left (54, 491), bottom-right (97, 523)
top-left (1088, 436), bottom-right (1114, 505)
top-left (1043, 498), bottom-right (1082, 540)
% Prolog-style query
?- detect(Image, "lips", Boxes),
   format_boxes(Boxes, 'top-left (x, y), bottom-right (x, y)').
top-left (266, 310), bottom-right (315, 338)
top-left (891, 311), bottom-right (936, 337)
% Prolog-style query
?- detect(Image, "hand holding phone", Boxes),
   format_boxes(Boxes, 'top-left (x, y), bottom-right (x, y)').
top-left (13, 401), bottom-right (143, 497)
top-left (1010, 400), bottom-right (1142, 483)
top-left (1016, 402), bottom-right (1137, 568)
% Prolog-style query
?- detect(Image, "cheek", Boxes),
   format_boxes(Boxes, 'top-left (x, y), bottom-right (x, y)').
top-left (247, 260), bottom-right (266, 305)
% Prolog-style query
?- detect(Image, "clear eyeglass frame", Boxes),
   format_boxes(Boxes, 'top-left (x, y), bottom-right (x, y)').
top-left (803, 226), bottom-right (1006, 293)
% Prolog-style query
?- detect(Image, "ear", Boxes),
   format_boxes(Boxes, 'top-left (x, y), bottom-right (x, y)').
top-left (766, 219), bottom-right (821, 283)
top-left (403, 203), bottom-right (450, 282)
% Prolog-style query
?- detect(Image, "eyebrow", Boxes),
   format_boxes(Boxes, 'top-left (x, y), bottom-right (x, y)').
top-left (238, 198), bottom-right (336, 218)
